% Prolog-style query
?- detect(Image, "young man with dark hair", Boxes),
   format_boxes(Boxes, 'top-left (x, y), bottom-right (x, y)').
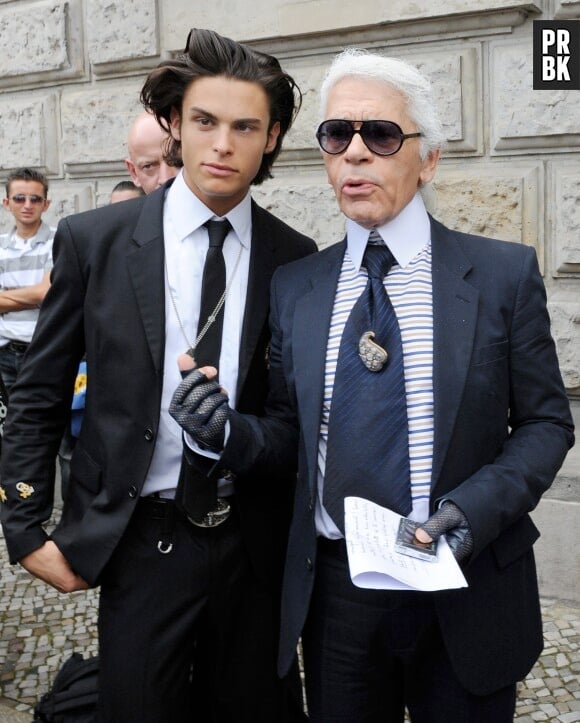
top-left (1, 29), bottom-right (315, 722)
top-left (0, 168), bottom-right (54, 390)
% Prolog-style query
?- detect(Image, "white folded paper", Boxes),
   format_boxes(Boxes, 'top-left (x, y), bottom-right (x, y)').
top-left (344, 496), bottom-right (468, 591)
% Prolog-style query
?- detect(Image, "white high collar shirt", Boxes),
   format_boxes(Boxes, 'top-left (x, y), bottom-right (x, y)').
top-left (345, 191), bottom-right (431, 270)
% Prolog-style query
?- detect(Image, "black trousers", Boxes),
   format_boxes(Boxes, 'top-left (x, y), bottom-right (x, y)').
top-left (0, 342), bottom-right (27, 392)
top-left (302, 539), bottom-right (516, 723)
top-left (98, 497), bottom-right (305, 723)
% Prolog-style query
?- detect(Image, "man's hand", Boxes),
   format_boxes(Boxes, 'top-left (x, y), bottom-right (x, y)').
top-left (169, 363), bottom-right (230, 452)
top-left (415, 501), bottom-right (474, 563)
top-left (20, 541), bottom-right (89, 593)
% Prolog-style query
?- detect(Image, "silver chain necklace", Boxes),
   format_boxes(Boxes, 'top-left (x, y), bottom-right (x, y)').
top-left (165, 242), bottom-right (244, 359)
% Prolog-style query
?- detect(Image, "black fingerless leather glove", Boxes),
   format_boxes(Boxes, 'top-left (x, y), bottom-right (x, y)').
top-left (169, 369), bottom-right (230, 452)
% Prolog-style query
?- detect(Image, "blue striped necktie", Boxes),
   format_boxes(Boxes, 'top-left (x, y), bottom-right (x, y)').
top-left (323, 230), bottom-right (412, 532)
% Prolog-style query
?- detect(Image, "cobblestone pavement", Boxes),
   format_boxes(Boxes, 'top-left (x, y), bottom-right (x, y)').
top-left (0, 527), bottom-right (578, 720)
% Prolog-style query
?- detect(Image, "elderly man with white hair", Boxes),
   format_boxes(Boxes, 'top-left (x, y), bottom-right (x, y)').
top-left (170, 48), bottom-right (574, 722)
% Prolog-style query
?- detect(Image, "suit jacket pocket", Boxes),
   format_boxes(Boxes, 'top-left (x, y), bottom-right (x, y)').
top-left (471, 340), bottom-right (508, 367)
top-left (491, 514), bottom-right (540, 569)
top-left (69, 445), bottom-right (102, 494)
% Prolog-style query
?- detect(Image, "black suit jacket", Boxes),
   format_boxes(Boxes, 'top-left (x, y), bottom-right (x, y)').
top-left (0, 181), bottom-right (316, 588)
top-left (223, 216), bottom-right (574, 695)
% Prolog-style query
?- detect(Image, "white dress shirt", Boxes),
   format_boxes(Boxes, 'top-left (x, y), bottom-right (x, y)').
top-left (141, 171), bottom-right (251, 497)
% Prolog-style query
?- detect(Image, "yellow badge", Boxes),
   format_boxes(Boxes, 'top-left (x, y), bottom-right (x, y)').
top-left (0, 486), bottom-right (6, 503)
top-left (16, 482), bottom-right (35, 499)
top-left (74, 373), bottom-right (87, 395)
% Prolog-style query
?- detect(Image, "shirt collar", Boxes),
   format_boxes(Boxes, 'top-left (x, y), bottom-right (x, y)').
top-left (346, 192), bottom-right (431, 271)
top-left (165, 170), bottom-right (252, 248)
top-left (0, 221), bottom-right (54, 249)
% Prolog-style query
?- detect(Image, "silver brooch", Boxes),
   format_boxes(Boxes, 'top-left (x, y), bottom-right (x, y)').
top-left (358, 331), bottom-right (388, 372)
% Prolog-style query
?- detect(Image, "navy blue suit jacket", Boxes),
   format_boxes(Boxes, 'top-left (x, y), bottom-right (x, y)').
top-left (223, 216), bottom-right (574, 695)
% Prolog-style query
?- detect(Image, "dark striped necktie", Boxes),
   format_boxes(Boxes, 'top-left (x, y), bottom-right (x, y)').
top-left (323, 229), bottom-right (412, 532)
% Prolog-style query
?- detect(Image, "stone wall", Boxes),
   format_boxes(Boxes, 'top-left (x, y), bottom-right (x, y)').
top-left (0, 0), bottom-right (578, 600)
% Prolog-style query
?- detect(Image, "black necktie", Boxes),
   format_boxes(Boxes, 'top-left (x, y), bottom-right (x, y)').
top-left (175, 219), bottom-right (231, 526)
top-left (323, 231), bottom-right (412, 533)
top-left (194, 219), bottom-right (231, 367)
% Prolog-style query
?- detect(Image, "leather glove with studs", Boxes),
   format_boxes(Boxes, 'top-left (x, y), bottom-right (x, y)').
top-left (169, 369), bottom-right (230, 453)
top-left (416, 501), bottom-right (474, 563)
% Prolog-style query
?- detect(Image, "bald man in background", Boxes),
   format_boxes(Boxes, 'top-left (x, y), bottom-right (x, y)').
top-left (125, 111), bottom-right (179, 194)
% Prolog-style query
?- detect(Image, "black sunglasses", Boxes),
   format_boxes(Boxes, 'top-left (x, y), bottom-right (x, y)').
top-left (9, 194), bottom-right (46, 205)
top-left (316, 119), bottom-right (421, 157)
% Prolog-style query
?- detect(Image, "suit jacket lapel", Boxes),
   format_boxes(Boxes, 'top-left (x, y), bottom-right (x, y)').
top-left (294, 240), bottom-right (345, 492)
top-left (126, 184), bottom-right (167, 374)
top-left (430, 217), bottom-right (478, 492)
top-left (236, 202), bottom-right (277, 398)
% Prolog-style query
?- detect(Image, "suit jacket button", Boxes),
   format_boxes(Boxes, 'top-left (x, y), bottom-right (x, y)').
top-left (144, 427), bottom-right (154, 441)
top-left (306, 557), bottom-right (313, 571)
top-left (308, 496), bottom-right (315, 511)
top-left (128, 485), bottom-right (138, 498)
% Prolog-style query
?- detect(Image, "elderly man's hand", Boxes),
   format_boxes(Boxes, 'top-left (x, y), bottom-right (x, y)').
top-left (169, 363), bottom-right (230, 452)
top-left (415, 501), bottom-right (474, 563)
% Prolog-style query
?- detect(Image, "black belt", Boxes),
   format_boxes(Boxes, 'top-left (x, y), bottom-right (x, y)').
top-left (137, 495), bottom-right (236, 523)
top-left (137, 495), bottom-right (175, 521)
top-left (137, 495), bottom-right (238, 555)
top-left (4, 340), bottom-right (29, 354)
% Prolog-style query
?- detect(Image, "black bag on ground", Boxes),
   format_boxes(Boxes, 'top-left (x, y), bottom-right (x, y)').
top-left (32, 653), bottom-right (98, 722)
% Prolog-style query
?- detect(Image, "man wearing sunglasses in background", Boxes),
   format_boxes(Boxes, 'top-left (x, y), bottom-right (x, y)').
top-left (0, 168), bottom-right (54, 391)
top-left (171, 49), bottom-right (574, 721)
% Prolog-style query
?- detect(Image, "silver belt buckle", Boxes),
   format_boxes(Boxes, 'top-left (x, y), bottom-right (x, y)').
top-left (188, 498), bottom-right (231, 528)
